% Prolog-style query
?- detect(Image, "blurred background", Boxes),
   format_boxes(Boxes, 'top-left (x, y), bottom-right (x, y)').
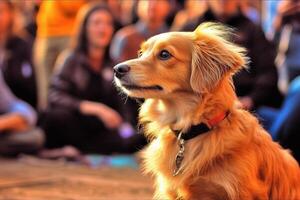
top-left (0, 0), bottom-right (299, 172)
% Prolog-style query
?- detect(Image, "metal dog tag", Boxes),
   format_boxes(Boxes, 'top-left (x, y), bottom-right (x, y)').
top-left (173, 132), bottom-right (185, 176)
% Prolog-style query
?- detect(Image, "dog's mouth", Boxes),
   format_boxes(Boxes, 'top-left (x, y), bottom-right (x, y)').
top-left (122, 84), bottom-right (163, 91)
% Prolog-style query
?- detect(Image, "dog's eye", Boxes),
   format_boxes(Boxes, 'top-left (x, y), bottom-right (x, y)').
top-left (158, 50), bottom-right (172, 60)
top-left (138, 50), bottom-right (143, 58)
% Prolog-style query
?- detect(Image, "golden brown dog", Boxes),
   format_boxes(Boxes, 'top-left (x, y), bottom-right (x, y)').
top-left (113, 23), bottom-right (300, 200)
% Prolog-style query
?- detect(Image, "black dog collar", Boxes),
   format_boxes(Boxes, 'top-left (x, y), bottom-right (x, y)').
top-left (172, 123), bottom-right (210, 141)
top-left (172, 111), bottom-right (230, 141)
top-left (172, 111), bottom-right (230, 176)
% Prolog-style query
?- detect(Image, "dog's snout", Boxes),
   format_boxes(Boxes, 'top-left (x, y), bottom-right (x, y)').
top-left (114, 64), bottom-right (130, 79)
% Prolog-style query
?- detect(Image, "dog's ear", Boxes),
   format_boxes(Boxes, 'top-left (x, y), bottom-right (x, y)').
top-left (190, 22), bottom-right (248, 93)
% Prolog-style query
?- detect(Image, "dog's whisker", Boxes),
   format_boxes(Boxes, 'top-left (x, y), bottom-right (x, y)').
top-left (124, 95), bottom-right (129, 104)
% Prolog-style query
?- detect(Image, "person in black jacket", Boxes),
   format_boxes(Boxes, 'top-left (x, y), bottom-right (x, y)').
top-left (40, 3), bottom-right (145, 154)
top-left (182, 0), bottom-right (282, 110)
top-left (0, 0), bottom-right (37, 108)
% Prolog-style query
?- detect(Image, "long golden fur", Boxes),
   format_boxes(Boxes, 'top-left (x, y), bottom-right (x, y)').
top-left (114, 22), bottom-right (300, 200)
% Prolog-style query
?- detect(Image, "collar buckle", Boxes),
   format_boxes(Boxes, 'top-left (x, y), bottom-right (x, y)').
top-left (171, 111), bottom-right (230, 176)
top-left (173, 132), bottom-right (185, 176)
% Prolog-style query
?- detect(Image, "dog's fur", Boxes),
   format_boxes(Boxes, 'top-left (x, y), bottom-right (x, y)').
top-left (114, 23), bottom-right (300, 200)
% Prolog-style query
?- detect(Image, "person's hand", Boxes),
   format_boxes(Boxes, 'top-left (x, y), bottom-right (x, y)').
top-left (277, 0), bottom-right (300, 16)
top-left (80, 101), bottom-right (123, 129)
top-left (97, 105), bottom-right (123, 129)
top-left (238, 96), bottom-right (254, 110)
top-left (274, 0), bottom-right (300, 31)
top-left (0, 113), bottom-right (29, 133)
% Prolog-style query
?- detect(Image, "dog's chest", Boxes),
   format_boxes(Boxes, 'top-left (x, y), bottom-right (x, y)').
top-left (143, 134), bottom-right (179, 176)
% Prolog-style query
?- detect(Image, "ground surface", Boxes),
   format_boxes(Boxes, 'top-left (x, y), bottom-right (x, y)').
top-left (0, 156), bottom-right (153, 200)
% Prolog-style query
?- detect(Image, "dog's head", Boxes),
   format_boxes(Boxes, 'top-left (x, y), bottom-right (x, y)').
top-left (114, 22), bottom-right (247, 99)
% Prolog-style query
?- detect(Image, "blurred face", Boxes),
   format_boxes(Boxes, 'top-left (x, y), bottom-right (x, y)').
top-left (86, 9), bottom-right (114, 49)
top-left (0, 2), bottom-right (13, 34)
top-left (138, 0), bottom-right (171, 24)
top-left (208, 0), bottom-right (239, 19)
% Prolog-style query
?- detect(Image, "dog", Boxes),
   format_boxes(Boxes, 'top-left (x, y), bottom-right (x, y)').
top-left (113, 22), bottom-right (300, 200)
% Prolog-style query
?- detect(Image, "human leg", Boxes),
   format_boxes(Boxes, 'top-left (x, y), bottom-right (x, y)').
top-left (40, 108), bottom-right (82, 148)
top-left (277, 77), bottom-right (300, 162)
top-left (0, 128), bottom-right (44, 156)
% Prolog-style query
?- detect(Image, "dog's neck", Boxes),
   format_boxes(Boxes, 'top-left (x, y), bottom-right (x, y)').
top-left (168, 95), bottom-right (230, 132)
top-left (139, 78), bottom-right (236, 137)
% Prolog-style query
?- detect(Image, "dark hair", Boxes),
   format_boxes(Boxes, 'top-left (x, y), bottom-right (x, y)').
top-left (72, 3), bottom-right (116, 59)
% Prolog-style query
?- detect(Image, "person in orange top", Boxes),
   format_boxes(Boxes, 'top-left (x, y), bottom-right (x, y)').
top-left (34, 0), bottom-right (88, 110)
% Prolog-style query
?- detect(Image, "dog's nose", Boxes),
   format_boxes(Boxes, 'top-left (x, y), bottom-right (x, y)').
top-left (113, 64), bottom-right (130, 79)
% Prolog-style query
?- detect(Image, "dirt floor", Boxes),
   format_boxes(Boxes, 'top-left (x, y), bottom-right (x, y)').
top-left (0, 156), bottom-right (154, 200)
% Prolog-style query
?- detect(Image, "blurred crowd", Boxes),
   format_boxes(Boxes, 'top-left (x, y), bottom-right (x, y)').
top-left (0, 0), bottom-right (299, 162)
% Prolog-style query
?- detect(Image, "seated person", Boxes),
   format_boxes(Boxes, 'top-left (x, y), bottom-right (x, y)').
top-left (0, 70), bottom-right (44, 156)
top-left (258, 0), bottom-right (300, 162)
top-left (40, 3), bottom-right (145, 154)
top-left (0, 0), bottom-right (37, 108)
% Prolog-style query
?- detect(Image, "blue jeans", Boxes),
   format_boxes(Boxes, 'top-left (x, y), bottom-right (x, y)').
top-left (258, 76), bottom-right (300, 140)
top-left (258, 77), bottom-right (300, 162)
